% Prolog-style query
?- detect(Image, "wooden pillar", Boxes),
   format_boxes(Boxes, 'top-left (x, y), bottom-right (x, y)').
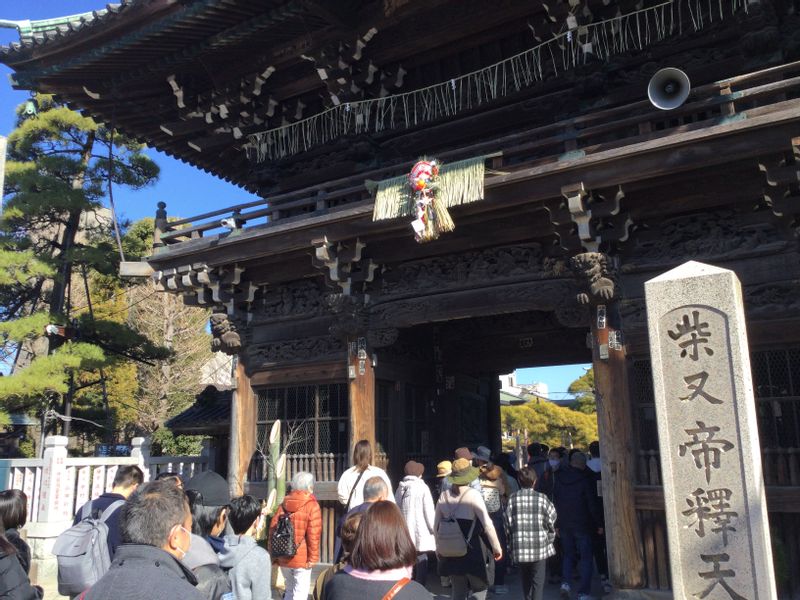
top-left (228, 359), bottom-right (255, 496)
top-left (348, 337), bottom-right (376, 461)
top-left (488, 373), bottom-right (502, 456)
top-left (591, 302), bottom-right (646, 590)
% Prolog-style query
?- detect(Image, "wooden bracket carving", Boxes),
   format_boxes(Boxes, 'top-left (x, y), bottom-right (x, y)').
top-left (569, 252), bottom-right (618, 305)
top-left (546, 183), bottom-right (632, 253)
top-left (153, 263), bottom-right (255, 353)
top-left (758, 137), bottom-right (800, 228)
top-left (312, 236), bottom-right (378, 296)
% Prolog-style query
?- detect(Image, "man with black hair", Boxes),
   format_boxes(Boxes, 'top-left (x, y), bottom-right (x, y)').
top-left (527, 442), bottom-right (548, 478)
top-left (219, 495), bottom-right (271, 600)
top-left (72, 464), bottom-right (143, 559)
top-left (82, 480), bottom-right (205, 600)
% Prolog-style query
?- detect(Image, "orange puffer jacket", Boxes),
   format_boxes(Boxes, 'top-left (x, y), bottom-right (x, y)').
top-left (269, 490), bottom-right (322, 569)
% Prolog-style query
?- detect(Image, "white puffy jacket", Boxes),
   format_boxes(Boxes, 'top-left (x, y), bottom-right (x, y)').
top-left (395, 475), bottom-right (436, 552)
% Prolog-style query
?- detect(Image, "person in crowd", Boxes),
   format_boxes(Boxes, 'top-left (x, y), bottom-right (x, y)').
top-left (445, 448), bottom-right (483, 495)
top-left (527, 443), bottom-right (548, 479)
top-left (269, 471), bottom-right (322, 600)
top-left (313, 512), bottom-right (363, 600)
top-left (183, 486), bottom-right (233, 600)
top-left (536, 447), bottom-right (565, 583)
top-left (337, 440), bottom-right (394, 511)
top-left (395, 460), bottom-right (436, 585)
top-left (323, 501), bottom-right (431, 600)
top-left (0, 518), bottom-right (42, 599)
top-left (435, 461), bottom-right (452, 498)
top-left (334, 475), bottom-right (389, 561)
top-left (185, 470), bottom-right (231, 553)
top-left (435, 458), bottom-right (502, 600)
top-left (434, 461), bottom-right (453, 589)
top-left (506, 467), bottom-right (557, 600)
top-left (0, 489), bottom-right (31, 574)
top-left (155, 472), bottom-right (184, 489)
top-left (219, 494), bottom-right (271, 600)
top-left (475, 447), bottom-right (510, 595)
top-left (587, 441), bottom-right (610, 593)
top-left (73, 464), bottom-right (143, 559)
top-left (552, 451), bottom-right (602, 600)
top-left (535, 447), bottom-right (564, 499)
top-left (82, 479), bottom-right (206, 600)
top-left (493, 453), bottom-right (520, 495)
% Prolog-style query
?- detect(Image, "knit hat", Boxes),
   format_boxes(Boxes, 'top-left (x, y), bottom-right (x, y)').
top-left (474, 446), bottom-right (492, 464)
top-left (449, 458), bottom-right (480, 486)
top-left (436, 461), bottom-right (452, 478)
top-left (454, 447), bottom-right (474, 461)
top-left (185, 470), bottom-right (230, 507)
top-left (404, 460), bottom-right (424, 477)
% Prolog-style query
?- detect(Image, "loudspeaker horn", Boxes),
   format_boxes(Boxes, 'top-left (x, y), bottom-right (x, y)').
top-left (647, 68), bottom-right (690, 110)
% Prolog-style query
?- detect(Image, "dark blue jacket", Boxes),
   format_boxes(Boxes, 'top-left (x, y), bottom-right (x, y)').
top-left (73, 492), bottom-right (126, 559)
top-left (551, 466), bottom-right (602, 533)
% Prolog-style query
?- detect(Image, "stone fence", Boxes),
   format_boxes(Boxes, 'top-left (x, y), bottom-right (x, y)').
top-left (0, 435), bottom-right (211, 585)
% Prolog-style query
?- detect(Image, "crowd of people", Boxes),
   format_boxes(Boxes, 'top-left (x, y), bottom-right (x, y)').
top-left (0, 439), bottom-right (607, 600)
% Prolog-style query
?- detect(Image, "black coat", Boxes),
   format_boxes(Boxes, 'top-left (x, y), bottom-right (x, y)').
top-left (0, 549), bottom-right (42, 600)
top-left (551, 466), bottom-right (602, 533)
top-left (4, 529), bottom-right (30, 574)
top-left (83, 544), bottom-right (206, 600)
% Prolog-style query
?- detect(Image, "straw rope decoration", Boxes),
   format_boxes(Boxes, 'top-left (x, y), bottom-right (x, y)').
top-left (369, 156), bottom-right (487, 221)
top-left (246, 0), bottom-right (747, 162)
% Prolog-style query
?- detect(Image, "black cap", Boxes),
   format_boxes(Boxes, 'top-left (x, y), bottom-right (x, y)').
top-left (185, 471), bottom-right (230, 506)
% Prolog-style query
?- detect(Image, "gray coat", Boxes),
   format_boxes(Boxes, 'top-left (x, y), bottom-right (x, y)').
top-left (219, 535), bottom-right (271, 600)
top-left (183, 534), bottom-right (232, 600)
top-left (83, 544), bottom-right (205, 600)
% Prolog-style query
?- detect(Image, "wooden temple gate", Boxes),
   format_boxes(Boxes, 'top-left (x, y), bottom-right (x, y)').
top-left (3, 0), bottom-right (800, 595)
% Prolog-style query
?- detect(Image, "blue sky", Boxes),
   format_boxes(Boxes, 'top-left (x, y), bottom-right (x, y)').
top-left (0, 2), bottom-right (590, 394)
top-left (516, 364), bottom-right (591, 400)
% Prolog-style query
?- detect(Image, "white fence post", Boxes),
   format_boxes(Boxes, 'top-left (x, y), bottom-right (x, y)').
top-left (27, 436), bottom-right (71, 584)
top-left (37, 436), bottom-right (69, 523)
top-left (131, 437), bottom-right (152, 481)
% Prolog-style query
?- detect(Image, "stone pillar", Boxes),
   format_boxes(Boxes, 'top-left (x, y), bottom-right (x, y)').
top-left (131, 436), bottom-right (152, 481)
top-left (645, 261), bottom-right (776, 599)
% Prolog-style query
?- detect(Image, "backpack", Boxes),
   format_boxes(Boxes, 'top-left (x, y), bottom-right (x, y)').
top-left (270, 502), bottom-right (298, 559)
top-left (435, 492), bottom-right (476, 558)
top-left (53, 499), bottom-right (124, 596)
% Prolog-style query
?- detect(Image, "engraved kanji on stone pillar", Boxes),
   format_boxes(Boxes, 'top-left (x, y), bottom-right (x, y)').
top-left (645, 261), bottom-right (776, 599)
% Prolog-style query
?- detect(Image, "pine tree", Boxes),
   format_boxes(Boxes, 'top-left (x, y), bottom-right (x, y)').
top-left (568, 368), bottom-right (597, 414)
top-left (0, 94), bottom-right (166, 440)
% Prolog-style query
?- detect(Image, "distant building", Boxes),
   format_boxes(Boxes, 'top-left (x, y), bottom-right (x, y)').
top-left (498, 371), bottom-right (549, 405)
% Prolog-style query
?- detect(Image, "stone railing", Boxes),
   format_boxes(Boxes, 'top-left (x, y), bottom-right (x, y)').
top-left (0, 435), bottom-right (210, 586)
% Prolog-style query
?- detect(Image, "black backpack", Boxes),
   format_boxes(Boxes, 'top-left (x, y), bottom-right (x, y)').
top-left (270, 503), bottom-right (297, 559)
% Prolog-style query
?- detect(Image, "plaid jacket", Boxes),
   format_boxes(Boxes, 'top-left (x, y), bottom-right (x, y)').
top-left (505, 489), bottom-right (557, 564)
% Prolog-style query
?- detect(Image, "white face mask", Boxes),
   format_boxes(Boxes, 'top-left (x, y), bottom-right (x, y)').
top-left (175, 525), bottom-right (192, 559)
top-left (548, 459), bottom-right (561, 469)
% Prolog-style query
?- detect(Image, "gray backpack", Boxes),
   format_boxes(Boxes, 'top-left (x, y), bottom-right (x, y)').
top-left (53, 499), bottom-right (124, 596)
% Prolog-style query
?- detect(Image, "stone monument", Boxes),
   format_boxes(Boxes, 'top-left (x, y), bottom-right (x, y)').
top-left (645, 261), bottom-right (776, 600)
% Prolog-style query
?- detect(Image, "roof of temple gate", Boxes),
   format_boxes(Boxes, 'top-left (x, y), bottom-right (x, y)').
top-left (1, 0), bottom-right (779, 197)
